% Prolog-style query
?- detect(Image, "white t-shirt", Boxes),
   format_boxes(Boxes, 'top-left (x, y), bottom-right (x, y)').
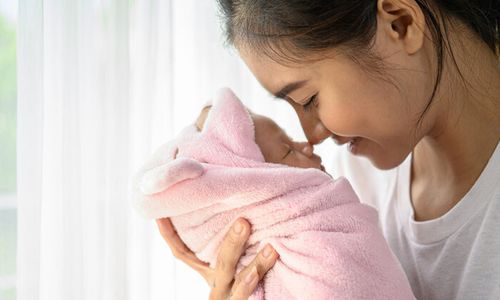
top-left (329, 142), bottom-right (500, 300)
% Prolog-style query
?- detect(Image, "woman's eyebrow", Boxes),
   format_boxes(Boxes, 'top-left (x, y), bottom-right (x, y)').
top-left (272, 80), bottom-right (309, 101)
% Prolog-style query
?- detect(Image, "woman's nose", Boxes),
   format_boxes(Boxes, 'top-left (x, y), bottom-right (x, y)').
top-left (291, 101), bottom-right (332, 145)
top-left (304, 121), bottom-right (331, 145)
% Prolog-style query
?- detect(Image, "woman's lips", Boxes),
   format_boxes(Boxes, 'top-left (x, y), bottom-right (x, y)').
top-left (331, 135), bottom-right (361, 155)
top-left (348, 138), bottom-right (360, 154)
top-left (331, 135), bottom-right (357, 146)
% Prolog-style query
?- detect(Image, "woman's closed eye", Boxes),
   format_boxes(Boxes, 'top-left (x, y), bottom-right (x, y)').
top-left (302, 94), bottom-right (318, 112)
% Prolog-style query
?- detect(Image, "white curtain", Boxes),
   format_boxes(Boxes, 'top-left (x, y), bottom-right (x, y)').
top-left (16, 0), bottom-right (334, 299)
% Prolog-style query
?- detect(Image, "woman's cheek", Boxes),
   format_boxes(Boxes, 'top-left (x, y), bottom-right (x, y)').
top-left (317, 102), bottom-right (365, 137)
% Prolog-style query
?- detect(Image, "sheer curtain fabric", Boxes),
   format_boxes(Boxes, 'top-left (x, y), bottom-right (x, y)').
top-left (16, 0), bottom-right (315, 299)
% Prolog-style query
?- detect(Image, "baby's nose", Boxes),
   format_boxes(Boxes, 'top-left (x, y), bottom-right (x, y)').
top-left (296, 142), bottom-right (314, 157)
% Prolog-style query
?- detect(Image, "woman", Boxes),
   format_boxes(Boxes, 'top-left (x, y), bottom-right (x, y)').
top-left (156, 0), bottom-right (500, 299)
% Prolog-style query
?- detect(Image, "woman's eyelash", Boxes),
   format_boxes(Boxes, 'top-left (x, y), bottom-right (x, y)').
top-left (302, 94), bottom-right (318, 112)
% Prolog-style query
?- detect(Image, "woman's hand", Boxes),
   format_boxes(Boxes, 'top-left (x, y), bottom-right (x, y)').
top-left (156, 217), bottom-right (279, 300)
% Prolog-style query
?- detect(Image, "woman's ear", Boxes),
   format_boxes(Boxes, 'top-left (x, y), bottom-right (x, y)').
top-left (377, 0), bottom-right (426, 54)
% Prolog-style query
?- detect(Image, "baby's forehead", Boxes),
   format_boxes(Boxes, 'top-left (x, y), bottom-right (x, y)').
top-left (251, 113), bottom-right (284, 133)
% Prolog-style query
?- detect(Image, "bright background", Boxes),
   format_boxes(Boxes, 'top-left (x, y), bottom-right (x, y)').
top-left (1, 0), bottom-right (338, 300)
top-left (0, 1), bottom-right (17, 300)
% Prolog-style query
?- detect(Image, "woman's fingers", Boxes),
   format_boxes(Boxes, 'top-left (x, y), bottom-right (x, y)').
top-left (230, 243), bottom-right (279, 297)
top-left (158, 217), bottom-right (278, 300)
top-left (156, 218), bottom-right (211, 280)
top-left (229, 266), bottom-right (259, 300)
top-left (210, 218), bottom-right (251, 299)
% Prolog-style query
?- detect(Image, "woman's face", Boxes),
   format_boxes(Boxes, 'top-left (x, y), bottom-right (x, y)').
top-left (238, 19), bottom-right (437, 170)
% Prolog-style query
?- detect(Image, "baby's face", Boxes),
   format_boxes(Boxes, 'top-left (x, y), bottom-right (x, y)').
top-left (253, 114), bottom-right (325, 171)
top-left (195, 105), bottom-right (325, 171)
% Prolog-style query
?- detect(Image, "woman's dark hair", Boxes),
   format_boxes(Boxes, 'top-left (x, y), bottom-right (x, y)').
top-left (216, 0), bottom-right (500, 123)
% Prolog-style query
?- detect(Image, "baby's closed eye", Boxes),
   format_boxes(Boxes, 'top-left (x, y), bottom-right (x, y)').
top-left (282, 144), bottom-right (293, 160)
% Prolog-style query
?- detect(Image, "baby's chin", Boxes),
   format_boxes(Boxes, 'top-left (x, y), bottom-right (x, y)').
top-left (319, 165), bottom-right (332, 177)
top-left (265, 159), bottom-right (330, 175)
top-left (308, 163), bottom-right (327, 174)
top-left (289, 163), bottom-right (331, 176)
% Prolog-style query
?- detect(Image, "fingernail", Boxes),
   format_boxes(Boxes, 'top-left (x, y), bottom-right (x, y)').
top-left (262, 244), bottom-right (274, 258)
top-left (233, 220), bottom-right (243, 235)
top-left (245, 267), bottom-right (258, 285)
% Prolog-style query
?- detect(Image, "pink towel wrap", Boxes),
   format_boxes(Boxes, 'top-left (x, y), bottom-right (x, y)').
top-left (132, 88), bottom-right (415, 299)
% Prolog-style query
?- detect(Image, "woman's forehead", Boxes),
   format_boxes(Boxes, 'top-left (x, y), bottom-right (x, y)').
top-left (239, 46), bottom-right (312, 93)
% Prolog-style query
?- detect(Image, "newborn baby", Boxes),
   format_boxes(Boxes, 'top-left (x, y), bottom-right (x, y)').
top-left (195, 104), bottom-right (326, 172)
top-left (132, 88), bottom-right (415, 300)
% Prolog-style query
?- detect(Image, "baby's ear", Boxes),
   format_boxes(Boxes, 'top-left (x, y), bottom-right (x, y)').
top-left (139, 157), bottom-right (205, 195)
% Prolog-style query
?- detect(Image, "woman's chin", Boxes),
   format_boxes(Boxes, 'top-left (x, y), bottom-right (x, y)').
top-left (353, 140), bottom-right (409, 170)
top-left (369, 157), bottom-right (403, 170)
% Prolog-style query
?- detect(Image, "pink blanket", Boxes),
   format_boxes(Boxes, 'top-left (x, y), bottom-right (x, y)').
top-left (132, 88), bottom-right (415, 299)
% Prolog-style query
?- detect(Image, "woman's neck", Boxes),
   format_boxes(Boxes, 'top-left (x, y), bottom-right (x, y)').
top-left (410, 28), bottom-right (500, 222)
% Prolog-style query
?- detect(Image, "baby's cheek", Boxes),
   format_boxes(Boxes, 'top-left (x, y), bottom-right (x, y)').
top-left (260, 148), bottom-right (278, 164)
top-left (264, 152), bottom-right (287, 165)
top-left (285, 155), bottom-right (308, 169)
